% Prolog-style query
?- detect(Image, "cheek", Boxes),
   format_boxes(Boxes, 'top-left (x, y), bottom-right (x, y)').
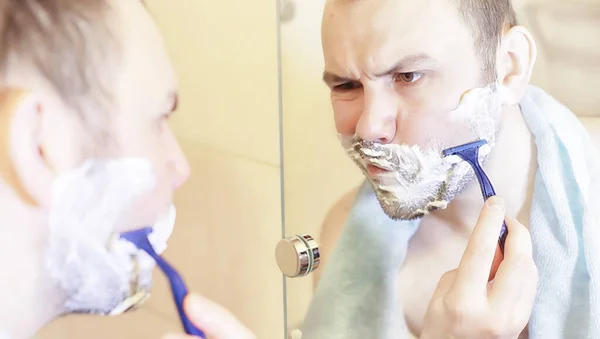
top-left (115, 161), bottom-right (172, 232)
top-left (112, 126), bottom-right (174, 229)
top-left (395, 99), bottom-right (477, 150)
top-left (331, 94), bottom-right (362, 135)
top-left (132, 173), bottom-right (172, 227)
top-left (134, 141), bottom-right (174, 222)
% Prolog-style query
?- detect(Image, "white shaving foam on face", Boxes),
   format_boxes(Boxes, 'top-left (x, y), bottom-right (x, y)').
top-left (44, 158), bottom-right (176, 315)
top-left (451, 82), bottom-right (516, 149)
top-left (341, 82), bottom-right (513, 219)
top-left (148, 205), bottom-right (176, 255)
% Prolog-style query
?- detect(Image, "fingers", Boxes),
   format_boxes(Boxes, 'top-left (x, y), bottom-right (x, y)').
top-left (431, 269), bottom-right (457, 302)
top-left (184, 294), bottom-right (256, 339)
top-left (489, 217), bottom-right (538, 315)
top-left (452, 197), bottom-right (506, 296)
top-left (497, 217), bottom-right (533, 263)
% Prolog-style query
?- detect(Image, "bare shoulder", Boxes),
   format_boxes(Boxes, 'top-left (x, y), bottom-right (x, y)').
top-left (312, 185), bottom-right (361, 287)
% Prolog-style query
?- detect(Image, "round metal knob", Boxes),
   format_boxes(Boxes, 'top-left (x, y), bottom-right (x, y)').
top-left (275, 234), bottom-right (320, 278)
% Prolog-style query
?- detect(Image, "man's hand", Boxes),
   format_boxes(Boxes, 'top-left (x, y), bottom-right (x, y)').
top-left (162, 294), bottom-right (256, 339)
top-left (420, 197), bottom-right (538, 339)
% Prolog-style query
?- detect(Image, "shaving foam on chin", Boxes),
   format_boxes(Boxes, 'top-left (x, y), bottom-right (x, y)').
top-left (44, 157), bottom-right (166, 315)
top-left (345, 140), bottom-right (459, 190)
top-left (340, 136), bottom-right (473, 191)
top-left (340, 135), bottom-right (467, 217)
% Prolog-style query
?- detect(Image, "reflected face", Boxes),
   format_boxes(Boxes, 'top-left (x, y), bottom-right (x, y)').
top-left (41, 0), bottom-right (190, 315)
top-left (321, 0), bottom-right (506, 219)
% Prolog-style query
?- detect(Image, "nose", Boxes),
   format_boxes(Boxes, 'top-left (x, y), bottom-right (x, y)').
top-left (355, 89), bottom-right (397, 143)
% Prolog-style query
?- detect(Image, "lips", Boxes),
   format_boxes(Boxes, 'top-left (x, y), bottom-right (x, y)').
top-left (366, 163), bottom-right (389, 176)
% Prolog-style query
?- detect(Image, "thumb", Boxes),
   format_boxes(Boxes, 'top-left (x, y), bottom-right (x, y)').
top-left (184, 293), bottom-right (256, 339)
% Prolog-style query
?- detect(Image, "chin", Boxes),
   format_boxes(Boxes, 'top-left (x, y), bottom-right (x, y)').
top-left (48, 206), bottom-right (177, 316)
top-left (368, 171), bottom-right (474, 221)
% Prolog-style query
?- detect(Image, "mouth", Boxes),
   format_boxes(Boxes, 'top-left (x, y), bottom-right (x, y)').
top-left (366, 163), bottom-right (390, 176)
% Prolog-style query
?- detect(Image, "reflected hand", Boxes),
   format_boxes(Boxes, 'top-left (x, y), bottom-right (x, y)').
top-left (162, 294), bottom-right (256, 339)
top-left (420, 197), bottom-right (538, 339)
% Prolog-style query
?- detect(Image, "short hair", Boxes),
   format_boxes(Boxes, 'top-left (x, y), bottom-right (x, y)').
top-left (0, 0), bottom-right (120, 130)
top-left (453, 0), bottom-right (518, 82)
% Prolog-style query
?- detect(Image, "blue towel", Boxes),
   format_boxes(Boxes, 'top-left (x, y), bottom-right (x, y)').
top-left (300, 85), bottom-right (600, 338)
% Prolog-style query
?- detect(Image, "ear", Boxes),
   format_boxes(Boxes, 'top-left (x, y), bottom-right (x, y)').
top-left (496, 26), bottom-right (538, 100)
top-left (0, 89), bottom-right (55, 207)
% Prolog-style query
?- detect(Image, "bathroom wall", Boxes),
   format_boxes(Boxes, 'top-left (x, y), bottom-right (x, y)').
top-left (37, 1), bottom-right (285, 338)
top-left (280, 0), bottom-right (600, 336)
top-left (515, 0), bottom-right (600, 118)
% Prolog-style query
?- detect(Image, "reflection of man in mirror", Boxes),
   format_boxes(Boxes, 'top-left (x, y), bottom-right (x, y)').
top-left (0, 0), bottom-right (191, 337)
top-left (312, 0), bottom-right (600, 337)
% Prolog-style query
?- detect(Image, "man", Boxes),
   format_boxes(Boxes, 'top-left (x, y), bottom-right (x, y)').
top-left (311, 0), bottom-right (600, 338)
top-left (0, 1), bottom-right (257, 338)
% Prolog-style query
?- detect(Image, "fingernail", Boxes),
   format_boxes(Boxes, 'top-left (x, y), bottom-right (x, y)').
top-left (488, 197), bottom-right (504, 210)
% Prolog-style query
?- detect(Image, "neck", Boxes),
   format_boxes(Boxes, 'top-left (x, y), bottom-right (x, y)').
top-left (434, 103), bottom-right (537, 233)
top-left (0, 185), bottom-right (65, 339)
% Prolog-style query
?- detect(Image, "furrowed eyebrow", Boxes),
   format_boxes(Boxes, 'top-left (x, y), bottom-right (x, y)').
top-left (322, 53), bottom-right (435, 84)
top-left (322, 72), bottom-right (355, 84)
top-left (373, 53), bottom-right (434, 77)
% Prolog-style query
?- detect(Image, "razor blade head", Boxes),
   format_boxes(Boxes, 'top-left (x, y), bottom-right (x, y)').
top-left (120, 227), bottom-right (156, 256)
top-left (442, 139), bottom-right (488, 157)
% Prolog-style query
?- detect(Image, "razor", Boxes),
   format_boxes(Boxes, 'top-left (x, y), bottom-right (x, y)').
top-left (442, 140), bottom-right (508, 253)
top-left (120, 228), bottom-right (206, 338)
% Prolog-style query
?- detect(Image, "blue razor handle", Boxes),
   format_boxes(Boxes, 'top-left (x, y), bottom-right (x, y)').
top-left (443, 140), bottom-right (508, 254)
top-left (120, 228), bottom-right (206, 338)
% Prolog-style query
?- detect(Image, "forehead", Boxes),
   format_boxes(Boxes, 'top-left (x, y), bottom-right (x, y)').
top-left (111, 0), bottom-right (177, 108)
top-left (322, 0), bottom-right (473, 74)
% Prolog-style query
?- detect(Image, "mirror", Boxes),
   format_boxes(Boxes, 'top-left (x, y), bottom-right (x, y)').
top-left (278, 0), bottom-right (361, 336)
top-left (32, 1), bottom-right (285, 338)
top-left (278, 0), bottom-right (600, 337)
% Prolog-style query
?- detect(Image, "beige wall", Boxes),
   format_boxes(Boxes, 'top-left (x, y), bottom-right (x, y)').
top-left (515, 0), bottom-right (600, 117)
top-left (37, 1), bottom-right (284, 338)
top-left (280, 0), bottom-right (600, 337)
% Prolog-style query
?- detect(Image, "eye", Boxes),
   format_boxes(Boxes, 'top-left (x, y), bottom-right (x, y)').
top-left (333, 82), bottom-right (362, 92)
top-left (395, 72), bottom-right (423, 83)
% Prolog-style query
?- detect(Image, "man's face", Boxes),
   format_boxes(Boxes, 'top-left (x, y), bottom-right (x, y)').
top-left (36, 0), bottom-right (190, 314)
top-left (321, 0), bottom-right (507, 219)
